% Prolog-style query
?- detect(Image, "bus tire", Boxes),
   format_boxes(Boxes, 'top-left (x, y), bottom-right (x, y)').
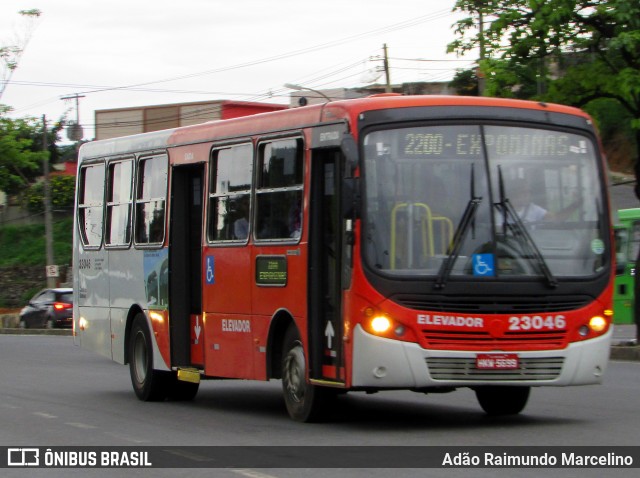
top-left (281, 325), bottom-right (333, 422)
top-left (474, 386), bottom-right (530, 416)
top-left (129, 313), bottom-right (169, 402)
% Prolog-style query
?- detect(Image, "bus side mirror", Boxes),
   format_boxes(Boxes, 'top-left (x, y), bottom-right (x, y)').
top-left (341, 133), bottom-right (358, 175)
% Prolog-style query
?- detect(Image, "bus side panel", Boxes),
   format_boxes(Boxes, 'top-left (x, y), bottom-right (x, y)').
top-left (108, 249), bottom-right (146, 308)
top-left (109, 308), bottom-right (128, 365)
top-left (250, 314), bottom-right (269, 380)
top-left (76, 248), bottom-right (111, 360)
top-left (203, 312), bottom-right (255, 378)
top-left (202, 246), bottom-right (252, 314)
top-left (251, 243), bottom-right (308, 373)
top-left (109, 249), bottom-right (147, 363)
top-left (251, 245), bottom-right (308, 320)
top-left (77, 306), bottom-right (113, 361)
top-left (202, 246), bottom-right (254, 378)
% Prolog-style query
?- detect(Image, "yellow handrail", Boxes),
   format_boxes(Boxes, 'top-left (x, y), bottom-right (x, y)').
top-left (390, 202), bottom-right (453, 269)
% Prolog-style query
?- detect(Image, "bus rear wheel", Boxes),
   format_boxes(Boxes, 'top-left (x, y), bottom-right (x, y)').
top-left (281, 325), bottom-right (333, 422)
top-left (474, 386), bottom-right (530, 416)
top-left (129, 313), bottom-right (169, 401)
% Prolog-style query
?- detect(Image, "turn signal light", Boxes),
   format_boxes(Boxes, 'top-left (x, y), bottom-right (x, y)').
top-left (149, 310), bottom-right (165, 324)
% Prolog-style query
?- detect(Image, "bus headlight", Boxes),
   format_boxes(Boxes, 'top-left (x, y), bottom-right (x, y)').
top-left (370, 316), bottom-right (392, 334)
top-left (589, 316), bottom-right (607, 333)
top-left (361, 307), bottom-right (416, 341)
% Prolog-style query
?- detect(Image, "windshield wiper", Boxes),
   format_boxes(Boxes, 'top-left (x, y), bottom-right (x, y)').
top-left (435, 166), bottom-right (481, 289)
top-left (495, 168), bottom-right (558, 288)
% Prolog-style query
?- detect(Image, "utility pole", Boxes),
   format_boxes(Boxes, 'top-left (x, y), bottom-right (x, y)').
top-left (42, 115), bottom-right (56, 287)
top-left (383, 43), bottom-right (392, 93)
top-left (478, 6), bottom-right (486, 96)
top-left (61, 93), bottom-right (85, 142)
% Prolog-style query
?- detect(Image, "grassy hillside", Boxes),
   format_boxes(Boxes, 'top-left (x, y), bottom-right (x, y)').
top-left (0, 217), bottom-right (73, 307)
top-left (0, 216), bottom-right (73, 267)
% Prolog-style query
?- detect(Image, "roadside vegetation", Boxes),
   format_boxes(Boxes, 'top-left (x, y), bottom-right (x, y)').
top-left (0, 216), bottom-right (72, 266)
top-left (0, 216), bottom-right (73, 308)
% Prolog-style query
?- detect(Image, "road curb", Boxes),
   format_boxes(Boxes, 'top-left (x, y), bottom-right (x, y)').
top-left (610, 345), bottom-right (640, 362)
top-left (0, 328), bottom-right (72, 336)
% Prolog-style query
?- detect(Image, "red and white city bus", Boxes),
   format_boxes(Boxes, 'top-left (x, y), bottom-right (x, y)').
top-left (73, 95), bottom-right (614, 421)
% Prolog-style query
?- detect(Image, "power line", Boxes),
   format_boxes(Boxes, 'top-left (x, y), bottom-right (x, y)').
top-left (8, 9), bottom-right (456, 118)
top-left (389, 57), bottom-right (474, 62)
top-left (63, 56), bottom-right (377, 130)
top-left (8, 80), bottom-right (269, 98)
top-left (67, 9), bottom-right (454, 96)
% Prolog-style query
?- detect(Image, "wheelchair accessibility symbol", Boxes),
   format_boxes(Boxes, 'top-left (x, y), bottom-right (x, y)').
top-left (472, 253), bottom-right (494, 277)
top-left (205, 256), bottom-right (215, 284)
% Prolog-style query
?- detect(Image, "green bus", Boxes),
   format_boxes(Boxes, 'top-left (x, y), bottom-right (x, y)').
top-left (613, 208), bottom-right (640, 324)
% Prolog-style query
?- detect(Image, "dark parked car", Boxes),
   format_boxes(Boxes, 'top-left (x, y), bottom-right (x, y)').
top-left (19, 288), bottom-right (73, 329)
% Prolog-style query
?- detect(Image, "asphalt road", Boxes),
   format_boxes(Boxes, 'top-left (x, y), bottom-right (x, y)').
top-left (610, 179), bottom-right (639, 211)
top-left (0, 335), bottom-right (638, 478)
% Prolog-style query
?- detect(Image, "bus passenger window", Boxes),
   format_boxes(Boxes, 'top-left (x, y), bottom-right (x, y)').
top-left (255, 138), bottom-right (303, 240)
top-left (135, 155), bottom-right (168, 245)
top-left (208, 143), bottom-right (253, 242)
top-left (78, 162), bottom-right (106, 248)
top-left (105, 159), bottom-right (133, 247)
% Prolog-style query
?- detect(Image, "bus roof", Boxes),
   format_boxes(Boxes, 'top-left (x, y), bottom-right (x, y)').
top-left (78, 95), bottom-right (593, 160)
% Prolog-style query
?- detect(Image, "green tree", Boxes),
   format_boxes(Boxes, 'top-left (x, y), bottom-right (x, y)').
top-left (449, 0), bottom-right (640, 196)
top-left (22, 175), bottom-right (76, 213)
top-left (0, 107), bottom-right (66, 193)
top-left (449, 67), bottom-right (479, 96)
top-left (0, 112), bottom-right (47, 194)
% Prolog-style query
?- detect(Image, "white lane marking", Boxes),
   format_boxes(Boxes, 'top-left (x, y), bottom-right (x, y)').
top-left (65, 422), bottom-right (97, 429)
top-left (231, 470), bottom-right (281, 478)
top-left (103, 432), bottom-right (150, 444)
top-left (33, 412), bottom-right (57, 419)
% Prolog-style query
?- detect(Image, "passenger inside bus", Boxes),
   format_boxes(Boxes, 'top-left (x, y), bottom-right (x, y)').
top-left (509, 179), bottom-right (548, 223)
top-left (233, 196), bottom-right (250, 240)
top-left (506, 178), bottom-right (580, 224)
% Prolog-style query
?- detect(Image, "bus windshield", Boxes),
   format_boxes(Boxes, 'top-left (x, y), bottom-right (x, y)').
top-left (362, 124), bottom-right (608, 281)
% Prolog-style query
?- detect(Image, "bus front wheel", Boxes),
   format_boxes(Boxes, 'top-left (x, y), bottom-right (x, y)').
top-left (129, 313), bottom-right (169, 402)
top-left (474, 386), bottom-right (530, 416)
top-left (281, 325), bottom-right (333, 422)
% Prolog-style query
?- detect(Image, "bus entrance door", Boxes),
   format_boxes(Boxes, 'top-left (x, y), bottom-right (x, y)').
top-left (169, 164), bottom-right (204, 368)
top-left (309, 149), bottom-right (346, 385)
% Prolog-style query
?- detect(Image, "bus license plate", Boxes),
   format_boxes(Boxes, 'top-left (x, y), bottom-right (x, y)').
top-left (476, 353), bottom-right (519, 370)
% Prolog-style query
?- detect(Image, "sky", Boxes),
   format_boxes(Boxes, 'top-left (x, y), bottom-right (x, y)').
top-left (0, 0), bottom-right (475, 141)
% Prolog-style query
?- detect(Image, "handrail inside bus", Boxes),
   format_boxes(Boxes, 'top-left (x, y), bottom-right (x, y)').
top-left (390, 202), bottom-right (453, 270)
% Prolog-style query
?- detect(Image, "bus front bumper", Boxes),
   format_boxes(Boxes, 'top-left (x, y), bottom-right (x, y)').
top-left (351, 324), bottom-right (612, 389)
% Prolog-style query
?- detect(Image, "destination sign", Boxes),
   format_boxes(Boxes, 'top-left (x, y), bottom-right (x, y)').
top-left (386, 127), bottom-right (590, 159)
